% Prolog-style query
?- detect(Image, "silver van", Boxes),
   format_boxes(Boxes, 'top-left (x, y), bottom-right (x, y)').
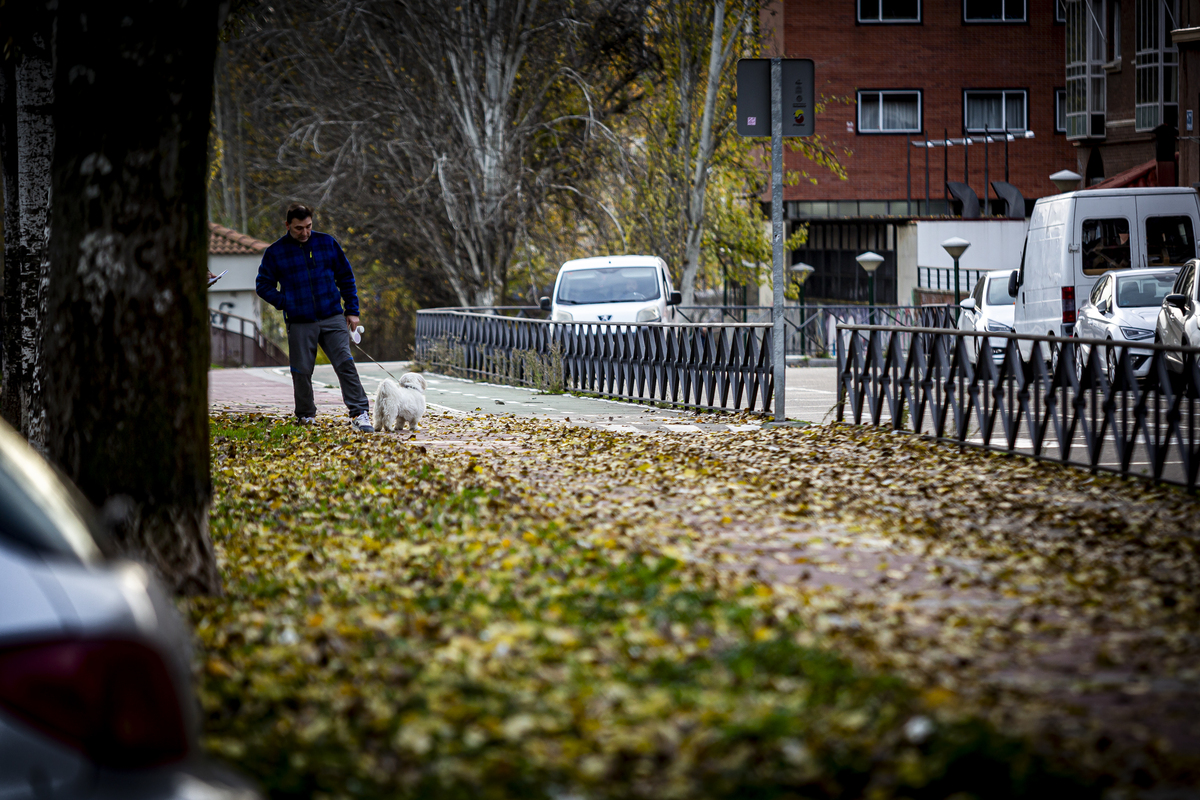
top-left (1009, 187), bottom-right (1200, 361)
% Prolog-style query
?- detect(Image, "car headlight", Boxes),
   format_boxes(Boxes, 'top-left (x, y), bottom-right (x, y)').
top-left (636, 306), bottom-right (662, 323)
top-left (986, 320), bottom-right (1014, 332)
top-left (1119, 326), bottom-right (1153, 340)
top-left (552, 309), bottom-right (573, 322)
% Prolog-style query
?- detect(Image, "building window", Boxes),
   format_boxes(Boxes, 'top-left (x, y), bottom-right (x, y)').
top-left (1056, 0), bottom-right (1067, 22)
top-left (858, 0), bottom-right (920, 22)
top-left (964, 90), bottom-right (1027, 131)
top-left (1056, 88), bottom-right (1067, 132)
top-left (1135, 0), bottom-right (1178, 130)
top-left (1066, 0), bottom-right (1107, 139)
top-left (964, 0), bottom-right (1026, 22)
top-left (857, 90), bottom-right (922, 133)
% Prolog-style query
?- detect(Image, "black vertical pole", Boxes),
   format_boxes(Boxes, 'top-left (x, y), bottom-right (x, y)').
top-left (907, 133), bottom-right (912, 214)
top-left (944, 128), bottom-right (949, 210)
top-left (925, 130), bottom-right (930, 214)
top-left (984, 127), bottom-right (989, 216)
top-left (964, 128), bottom-right (969, 185)
top-left (1005, 134), bottom-right (1010, 182)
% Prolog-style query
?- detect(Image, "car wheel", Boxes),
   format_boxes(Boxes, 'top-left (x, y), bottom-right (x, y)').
top-left (1105, 338), bottom-right (1119, 389)
top-left (1073, 336), bottom-right (1085, 386)
top-left (1047, 336), bottom-right (1063, 382)
top-left (1182, 337), bottom-right (1192, 398)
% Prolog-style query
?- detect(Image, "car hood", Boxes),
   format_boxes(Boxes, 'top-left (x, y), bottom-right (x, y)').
top-left (1114, 307), bottom-right (1160, 329)
top-left (982, 303), bottom-right (1015, 325)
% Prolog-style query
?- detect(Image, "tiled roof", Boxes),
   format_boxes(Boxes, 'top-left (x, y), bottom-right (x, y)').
top-left (1083, 159), bottom-right (1159, 191)
top-left (209, 222), bottom-right (269, 255)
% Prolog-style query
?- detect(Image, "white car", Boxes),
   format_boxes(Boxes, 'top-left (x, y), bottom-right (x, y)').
top-left (1076, 267), bottom-right (1178, 383)
top-left (1156, 258), bottom-right (1200, 383)
top-left (958, 271), bottom-right (1016, 366)
top-left (539, 255), bottom-right (681, 325)
top-left (0, 421), bottom-right (257, 799)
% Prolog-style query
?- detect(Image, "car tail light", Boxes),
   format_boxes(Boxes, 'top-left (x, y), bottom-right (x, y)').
top-left (1061, 286), bottom-right (1076, 324)
top-left (0, 639), bottom-right (188, 768)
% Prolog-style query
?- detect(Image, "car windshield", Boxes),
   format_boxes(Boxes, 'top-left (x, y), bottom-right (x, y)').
top-left (986, 276), bottom-right (1013, 306)
top-left (1115, 273), bottom-right (1176, 308)
top-left (556, 267), bottom-right (660, 305)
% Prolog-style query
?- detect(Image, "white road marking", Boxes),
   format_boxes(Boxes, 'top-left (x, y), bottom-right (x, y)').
top-left (664, 424), bottom-right (703, 432)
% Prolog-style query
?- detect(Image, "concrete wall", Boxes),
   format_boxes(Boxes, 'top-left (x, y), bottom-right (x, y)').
top-left (895, 219), bottom-right (1028, 304)
top-left (207, 253), bottom-right (263, 328)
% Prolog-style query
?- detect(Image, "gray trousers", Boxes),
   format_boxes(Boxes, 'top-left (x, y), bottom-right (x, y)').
top-left (287, 315), bottom-right (369, 418)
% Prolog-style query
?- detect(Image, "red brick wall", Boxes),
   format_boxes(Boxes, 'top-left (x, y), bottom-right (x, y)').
top-left (781, 0), bottom-right (1077, 204)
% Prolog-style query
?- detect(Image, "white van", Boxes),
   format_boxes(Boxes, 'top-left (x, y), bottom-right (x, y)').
top-left (1009, 187), bottom-right (1200, 361)
top-left (539, 255), bottom-right (681, 324)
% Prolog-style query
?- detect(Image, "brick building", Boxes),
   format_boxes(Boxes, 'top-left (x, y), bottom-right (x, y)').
top-left (1065, 0), bottom-right (1200, 192)
top-left (765, 0), bottom-right (1077, 303)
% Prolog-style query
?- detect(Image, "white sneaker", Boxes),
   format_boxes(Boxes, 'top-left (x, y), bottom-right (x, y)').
top-left (297, 416), bottom-right (316, 425)
top-left (352, 412), bottom-right (374, 433)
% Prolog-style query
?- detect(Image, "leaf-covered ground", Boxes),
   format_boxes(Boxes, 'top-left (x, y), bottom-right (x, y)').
top-left (190, 410), bottom-right (1200, 798)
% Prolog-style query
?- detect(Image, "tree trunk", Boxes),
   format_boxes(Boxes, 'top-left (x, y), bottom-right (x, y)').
top-left (2, 57), bottom-right (20, 422)
top-left (43, 0), bottom-right (224, 595)
top-left (1, 14), bottom-right (54, 450)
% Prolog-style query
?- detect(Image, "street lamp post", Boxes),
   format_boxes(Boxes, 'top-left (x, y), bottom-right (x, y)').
top-left (1049, 169), bottom-right (1082, 193)
top-left (791, 262), bottom-right (814, 355)
top-left (855, 251), bottom-right (884, 325)
top-left (941, 237), bottom-right (971, 307)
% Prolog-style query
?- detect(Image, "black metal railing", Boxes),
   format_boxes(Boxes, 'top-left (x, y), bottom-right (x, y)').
top-left (210, 310), bottom-right (288, 368)
top-left (917, 266), bottom-right (988, 294)
top-left (416, 309), bottom-right (775, 412)
top-left (467, 304), bottom-right (956, 359)
top-left (836, 323), bottom-right (1200, 489)
top-left (674, 304), bottom-right (956, 358)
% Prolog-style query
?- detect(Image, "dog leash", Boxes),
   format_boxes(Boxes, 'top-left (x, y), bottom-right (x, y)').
top-left (351, 340), bottom-right (405, 384)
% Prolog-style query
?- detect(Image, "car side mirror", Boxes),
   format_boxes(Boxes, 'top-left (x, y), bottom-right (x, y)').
top-left (1007, 270), bottom-right (1020, 298)
top-left (668, 290), bottom-right (682, 306)
top-left (539, 296), bottom-right (551, 312)
top-left (1167, 293), bottom-right (1189, 310)
top-left (959, 297), bottom-right (977, 311)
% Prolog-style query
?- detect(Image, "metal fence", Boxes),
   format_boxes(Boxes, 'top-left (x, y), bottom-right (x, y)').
top-left (457, 304), bottom-right (956, 359)
top-left (836, 323), bottom-right (1200, 489)
top-left (916, 266), bottom-right (990, 295)
top-left (210, 310), bottom-right (288, 368)
top-left (674, 304), bottom-right (956, 358)
top-left (415, 309), bottom-right (775, 412)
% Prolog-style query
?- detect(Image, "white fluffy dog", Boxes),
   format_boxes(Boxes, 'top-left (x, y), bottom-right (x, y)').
top-left (373, 372), bottom-right (427, 432)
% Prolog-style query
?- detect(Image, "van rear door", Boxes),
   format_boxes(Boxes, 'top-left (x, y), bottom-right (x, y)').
top-left (1067, 195), bottom-right (1133, 335)
top-left (1136, 193), bottom-right (1199, 270)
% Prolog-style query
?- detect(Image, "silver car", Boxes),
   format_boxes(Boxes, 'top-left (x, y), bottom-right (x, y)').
top-left (0, 421), bottom-right (257, 799)
top-left (1074, 267), bottom-right (1178, 383)
top-left (1157, 258), bottom-right (1200, 380)
top-left (958, 271), bottom-right (1016, 366)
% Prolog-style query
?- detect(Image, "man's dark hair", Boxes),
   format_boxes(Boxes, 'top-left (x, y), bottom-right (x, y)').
top-left (286, 203), bottom-right (313, 225)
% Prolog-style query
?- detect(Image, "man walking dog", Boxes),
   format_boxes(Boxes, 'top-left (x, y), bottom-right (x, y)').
top-left (256, 203), bottom-right (373, 432)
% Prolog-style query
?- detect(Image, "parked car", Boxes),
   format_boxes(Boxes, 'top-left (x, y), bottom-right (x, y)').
top-left (0, 420), bottom-right (258, 799)
top-left (1074, 267), bottom-right (1178, 383)
top-left (958, 271), bottom-right (1016, 366)
top-left (1008, 187), bottom-right (1200, 365)
top-left (539, 255), bottom-right (681, 324)
top-left (1156, 257), bottom-right (1200, 381)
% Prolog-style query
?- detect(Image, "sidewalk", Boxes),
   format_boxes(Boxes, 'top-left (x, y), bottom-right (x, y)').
top-left (208, 362), bottom-right (841, 428)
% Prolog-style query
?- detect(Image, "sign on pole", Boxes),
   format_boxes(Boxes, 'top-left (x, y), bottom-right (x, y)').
top-left (736, 58), bottom-right (814, 423)
top-left (737, 59), bottom-right (814, 137)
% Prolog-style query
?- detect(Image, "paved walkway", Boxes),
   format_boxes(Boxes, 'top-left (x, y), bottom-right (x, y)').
top-left (208, 362), bottom-right (841, 431)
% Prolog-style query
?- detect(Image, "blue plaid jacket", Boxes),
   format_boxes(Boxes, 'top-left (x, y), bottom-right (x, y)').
top-left (255, 231), bottom-right (360, 323)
